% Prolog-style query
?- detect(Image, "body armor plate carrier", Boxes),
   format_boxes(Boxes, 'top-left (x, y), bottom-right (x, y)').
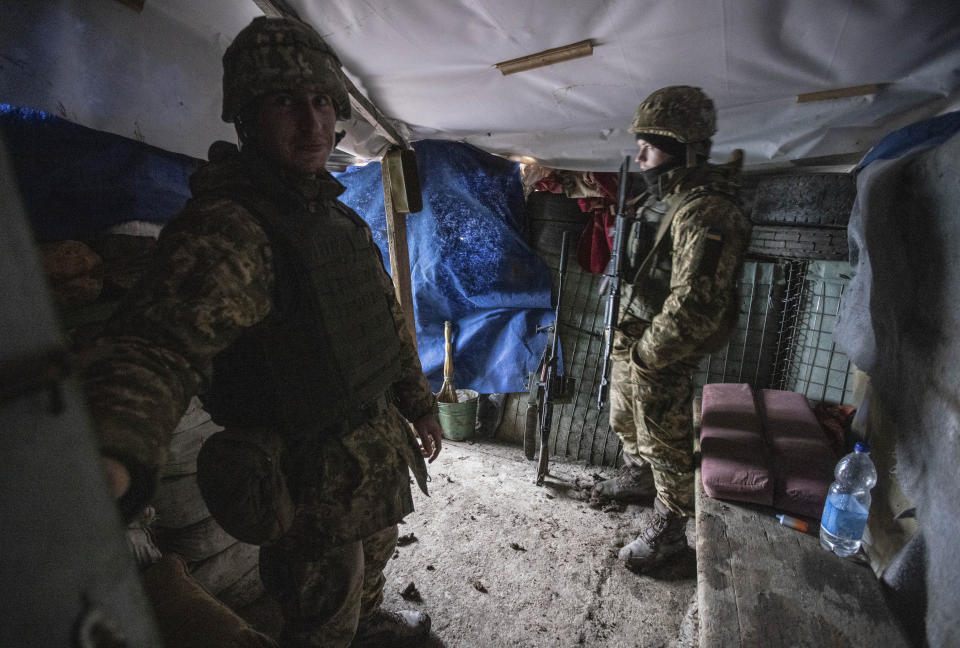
top-left (202, 173), bottom-right (403, 436)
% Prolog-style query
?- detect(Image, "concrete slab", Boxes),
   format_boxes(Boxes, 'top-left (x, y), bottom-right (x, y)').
top-left (379, 439), bottom-right (698, 648)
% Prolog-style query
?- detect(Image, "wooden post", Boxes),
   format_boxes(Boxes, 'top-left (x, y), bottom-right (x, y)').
top-left (381, 153), bottom-right (417, 347)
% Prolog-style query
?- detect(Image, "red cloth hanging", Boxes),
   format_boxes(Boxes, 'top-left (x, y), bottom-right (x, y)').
top-left (575, 173), bottom-right (618, 274)
top-left (529, 170), bottom-right (620, 274)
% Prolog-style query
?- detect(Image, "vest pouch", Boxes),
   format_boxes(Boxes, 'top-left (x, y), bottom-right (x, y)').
top-left (196, 427), bottom-right (294, 545)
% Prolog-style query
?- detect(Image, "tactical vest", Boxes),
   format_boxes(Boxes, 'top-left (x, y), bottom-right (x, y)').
top-left (200, 164), bottom-right (403, 435)
top-left (619, 161), bottom-right (742, 341)
top-left (621, 195), bottom-right (673, 324)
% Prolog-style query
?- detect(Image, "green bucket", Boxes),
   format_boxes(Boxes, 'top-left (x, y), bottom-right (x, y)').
top-left (437, 389), bottom-right (479, 441)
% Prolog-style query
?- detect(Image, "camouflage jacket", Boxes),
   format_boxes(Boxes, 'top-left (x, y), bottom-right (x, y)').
top-left (79, 145), bottom-right (437, 529)
top-left (617, 159), bottom-right (751, 371)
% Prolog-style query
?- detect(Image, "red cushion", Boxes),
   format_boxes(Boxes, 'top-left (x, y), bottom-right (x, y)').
top-left (699, 383), bottom-right (774, 506)
top-left (760, 389), bottom-right (836, 518)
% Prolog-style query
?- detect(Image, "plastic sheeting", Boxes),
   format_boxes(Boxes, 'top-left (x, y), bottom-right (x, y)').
top-left (1, 104), bottom-right (198, 242)
top-left (834, 114), bottom-right (960, 647)
top-left (336, 140), bottom-right (555, 394)
top-left (835, 110), bottom-right (960, 372)
top-left (2, 105), bottom-right (554, 394)
top-left (3, 1), bottom-right (958, 171)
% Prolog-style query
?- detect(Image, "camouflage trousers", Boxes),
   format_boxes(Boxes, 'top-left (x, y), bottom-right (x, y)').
top-left (608, 355), bottom-right (699, 516)
top-left (259, 524), bottom-right (399, 648)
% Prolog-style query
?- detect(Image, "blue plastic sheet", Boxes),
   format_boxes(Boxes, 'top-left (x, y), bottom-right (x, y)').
top-left (336, 140), bottom-right (554, 394)
top-left (2, 105), bottom-right (554, 393)
top-left (1, 104), bottom-right (199, 242)
top-left (857, 110), bottom-right (960, 171)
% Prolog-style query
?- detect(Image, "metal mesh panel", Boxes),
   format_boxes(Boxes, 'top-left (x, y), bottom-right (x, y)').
top-left (547, 245), bottom-right (619, 466)
top-left (775, 261), bottom-right (855, 404)
top-left (505, 192), bottom-right (859, 466)
top-left (695, 259), bottom-right (856, 406)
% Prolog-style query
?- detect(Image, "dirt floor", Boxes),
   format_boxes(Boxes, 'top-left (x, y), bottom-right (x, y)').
top-left (378, 439), bottom-right (699, 648)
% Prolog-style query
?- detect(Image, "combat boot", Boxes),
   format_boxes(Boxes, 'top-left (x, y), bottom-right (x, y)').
top-left (350, 609), bottom-right (431, 648)
top-left (591, 461), bottom-right (655, 506)
top-left (618, 498), bottom-right (688, 572)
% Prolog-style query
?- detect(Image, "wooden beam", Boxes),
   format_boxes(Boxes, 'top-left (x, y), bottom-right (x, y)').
top-left (344, 83), bottom-right (407, 148)
top-left (112, 0), bottom-right (145, 10)
top-left (797, 83), bottom-right (883, 103)
top-left (250, 0), bottom-right (296, 18)
top-left (494, 40), bottom-right (594, 75)
top-left (381, 150), bottom-right (417, 346)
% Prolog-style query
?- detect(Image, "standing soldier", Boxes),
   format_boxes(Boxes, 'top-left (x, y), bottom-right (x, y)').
top-left (592, 86), bottom-right (751, 572)
top-left (81, 15), bottom-right (444, 647)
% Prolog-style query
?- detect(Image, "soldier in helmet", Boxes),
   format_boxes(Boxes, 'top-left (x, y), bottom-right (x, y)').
top-left (82, 15), bottom-right (443, 647)
top-left (592, 86), bottom-right (752, 571)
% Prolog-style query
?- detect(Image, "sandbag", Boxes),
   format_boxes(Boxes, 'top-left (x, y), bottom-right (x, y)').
top-left (141, 553), bottom-right (276, 648)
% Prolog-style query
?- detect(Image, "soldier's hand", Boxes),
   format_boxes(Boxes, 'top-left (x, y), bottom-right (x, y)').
top-left (413, 414), bottom-right (443, 463)
top-left (102, 456), bottom-right (131, 499)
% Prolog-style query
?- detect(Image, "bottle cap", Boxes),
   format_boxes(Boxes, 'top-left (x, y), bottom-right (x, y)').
top-left (854, 441), bottom-right (871, 453)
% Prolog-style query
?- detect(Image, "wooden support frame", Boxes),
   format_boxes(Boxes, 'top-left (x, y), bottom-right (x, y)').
top-left (382, 149), bottom-right (417, 346)
top-left (112, 0), bottom-right (145, 10)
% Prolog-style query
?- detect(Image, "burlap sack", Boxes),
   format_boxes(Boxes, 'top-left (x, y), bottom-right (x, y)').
top-left (141, 553), bottom-right (277, 648)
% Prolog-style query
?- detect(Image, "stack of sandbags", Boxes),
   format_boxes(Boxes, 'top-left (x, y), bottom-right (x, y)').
top-left (38, 227), bottom-right (158, 348)
top-left (142, 553), bottom-right (275, 648)
top-left (39, 228), bottom-right (265, 612)
top-left (152, 397), bottom-right (264, 610)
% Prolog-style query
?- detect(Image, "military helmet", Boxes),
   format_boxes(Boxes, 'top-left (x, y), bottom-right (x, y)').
top-left (221, 16), bottom-right (351, 123)
top-left (629, 86), bottom-right (716, 144)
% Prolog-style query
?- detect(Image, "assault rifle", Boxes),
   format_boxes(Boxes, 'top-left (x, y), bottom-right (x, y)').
top-left (596, 156), bottom-right (631, 410)
top-left (524, 230), bottom-right (575, 486)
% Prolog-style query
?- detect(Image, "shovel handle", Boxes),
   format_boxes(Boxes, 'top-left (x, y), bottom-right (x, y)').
top-left (443, 321), bottom-right (454, 379)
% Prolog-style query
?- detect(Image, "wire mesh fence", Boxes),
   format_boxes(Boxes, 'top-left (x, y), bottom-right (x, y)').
top-left (694, 259), bottom-right (856, 405)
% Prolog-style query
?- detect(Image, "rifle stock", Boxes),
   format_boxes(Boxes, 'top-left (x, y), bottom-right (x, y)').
top-left (597, 156), bottom-right (631, 410)
top-left (533, 231), bottom-right (573, 486)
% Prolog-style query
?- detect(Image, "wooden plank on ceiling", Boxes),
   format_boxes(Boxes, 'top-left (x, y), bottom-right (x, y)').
top-left (113, 0), bottom-right (145, 10)
top-left (797, 84), bottom-right (884, 103)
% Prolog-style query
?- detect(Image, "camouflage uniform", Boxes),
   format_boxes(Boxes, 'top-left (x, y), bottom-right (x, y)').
top-left (80, 16), bottom-right (440, 647)
top-left (609, 87), bottom-right (751, 518)
top-left (81, 146), bottom-right (435, 648)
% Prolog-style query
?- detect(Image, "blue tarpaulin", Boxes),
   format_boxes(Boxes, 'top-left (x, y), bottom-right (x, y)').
top-left (1, 104), bottom-right (199, 242)
top-left (336, 140), bottom-right (554, 394)
top-left (2, 107), bottom-right (554, 394)
top-left (857, 110), bottom-right (960, 171)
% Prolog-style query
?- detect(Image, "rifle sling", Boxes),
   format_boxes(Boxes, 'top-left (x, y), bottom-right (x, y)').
top-left (628, 196), bottom-right (681, 285)
top-left (620, 193), bottom-right (696, 325)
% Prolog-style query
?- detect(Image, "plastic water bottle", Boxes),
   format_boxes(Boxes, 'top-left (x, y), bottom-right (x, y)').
top-left (819, 442), bottom-right (877, 556)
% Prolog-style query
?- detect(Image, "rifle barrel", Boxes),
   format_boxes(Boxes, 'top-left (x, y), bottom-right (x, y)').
top-left (596, 155), bottom-right (631, 409)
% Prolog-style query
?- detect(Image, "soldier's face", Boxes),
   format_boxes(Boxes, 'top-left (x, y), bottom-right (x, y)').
top-left (255, 90), bottom-right (337, 175)
top-left (635, 138), bottom-right (673, 171)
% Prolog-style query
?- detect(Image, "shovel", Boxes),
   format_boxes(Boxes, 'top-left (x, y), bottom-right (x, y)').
top-left (437, 321), bottom-right (458, 403)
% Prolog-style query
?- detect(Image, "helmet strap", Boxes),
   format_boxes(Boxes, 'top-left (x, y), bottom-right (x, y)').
top-left (234, 105), bottom-right (259, 147)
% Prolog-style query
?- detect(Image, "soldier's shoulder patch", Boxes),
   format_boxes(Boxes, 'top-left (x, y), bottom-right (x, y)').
top-left (696, 226), bottom-right (724, 276)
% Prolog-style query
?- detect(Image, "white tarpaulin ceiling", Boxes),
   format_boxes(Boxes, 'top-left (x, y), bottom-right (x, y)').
top-left (3, 0), bottom-right (959, 170)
